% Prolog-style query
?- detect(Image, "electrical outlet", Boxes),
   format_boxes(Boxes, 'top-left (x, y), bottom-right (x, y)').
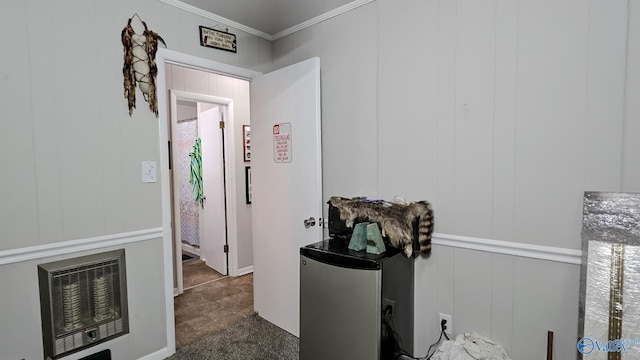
top-left (439, 313), bottom-right (452, 336)
top-left (383, 298), bottom-right (396, 317)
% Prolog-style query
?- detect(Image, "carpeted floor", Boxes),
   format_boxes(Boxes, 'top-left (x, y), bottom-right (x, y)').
top-left (166, 314), bottom-right (299, 360)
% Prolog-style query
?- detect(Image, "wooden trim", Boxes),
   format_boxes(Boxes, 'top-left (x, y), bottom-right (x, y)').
top-left (432, 232), bottom-right (582, 265)
top-left (137, 347), bottom-right (172, 360)
top-left (272, 0), bottom-right (376, 40)
top-left (237, 265), bottom-right (254, 276)
top-left (159, 0), bottom-right (376, 41)
top-left (159, 0), bottom-right (273, 40)
top-left (0, 228), bottom-right (163, 266)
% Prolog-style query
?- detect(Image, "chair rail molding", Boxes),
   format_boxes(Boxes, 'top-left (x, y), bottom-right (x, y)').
top-left (432, 232), bottom-right (582, 265)
top-left (0, 228), bottom-right (164, 266)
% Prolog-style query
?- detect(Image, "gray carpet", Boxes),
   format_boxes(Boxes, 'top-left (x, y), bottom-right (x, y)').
top-left (166, 314), bottom-right (299, 360)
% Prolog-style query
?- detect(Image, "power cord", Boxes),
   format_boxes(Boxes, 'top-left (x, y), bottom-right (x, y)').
top-left (422, 320), bottom-right (450, 359)
top-left (386, 311), bottom-right (450, 360)
top-left (440, 319), bottom-right (451, 341)
top-left (382, 306), bottom-right (404, 357)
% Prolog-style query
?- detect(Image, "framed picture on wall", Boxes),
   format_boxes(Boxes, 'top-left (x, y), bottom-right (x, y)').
top-left (245, 166), bottom-right (252, 204)
top-left (243, 125), bottom-right (251, 162)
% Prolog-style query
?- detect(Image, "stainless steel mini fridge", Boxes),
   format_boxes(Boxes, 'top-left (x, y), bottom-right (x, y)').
top-left (300, 239), bottom-right (414, 360)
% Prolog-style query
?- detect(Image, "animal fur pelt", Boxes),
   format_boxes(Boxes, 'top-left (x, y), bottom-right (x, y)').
top-left (121, 17), bottom-right (165, 117)
top-left (328, 196), bottom-right (434, 257)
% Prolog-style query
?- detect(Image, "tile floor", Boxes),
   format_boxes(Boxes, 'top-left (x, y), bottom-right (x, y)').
top-left (174, 258), bottom-right (254, 348)
top-left (181, 258), bottom-right (226, 289)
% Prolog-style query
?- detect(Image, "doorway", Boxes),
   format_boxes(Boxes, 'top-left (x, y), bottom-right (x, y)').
top-left (168, 88), bottom-right (255, 349)
top-left (164, 62), bottom-right (255, 295)
top-left (157, 53), bottom-right (260, 351)
top-left (169, 90), bottom-right (235, 295)
top-left (170, 99), bottom-right (229, 292)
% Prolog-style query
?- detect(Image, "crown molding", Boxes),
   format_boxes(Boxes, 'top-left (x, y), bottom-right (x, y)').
top-left (160, 0), bottom-right (376, 42)
top-left (159, 0), bottom-right (274, 40)
top-left (272, 0), bottom-right (375, 40)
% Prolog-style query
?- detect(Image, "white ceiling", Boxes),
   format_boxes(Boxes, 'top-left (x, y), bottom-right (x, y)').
top-left (177, 0), bottom-right (357, 36)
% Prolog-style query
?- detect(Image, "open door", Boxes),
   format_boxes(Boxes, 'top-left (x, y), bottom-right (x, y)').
top-left (251, 57), bottom-right (323, 337)
top-left (198, 105), bottom-right (228, 276)
top-left (169, 90), bottom-right (233, 295)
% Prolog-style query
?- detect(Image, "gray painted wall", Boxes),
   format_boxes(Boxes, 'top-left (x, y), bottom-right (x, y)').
top-left (2, 0), bottom-right (639, 358)
top-left (0, 0), bottom-right (270, 251)
top-left (0, 0), bottom-right (270, 358)
top-left (272, 0), bottom-right (640, 358)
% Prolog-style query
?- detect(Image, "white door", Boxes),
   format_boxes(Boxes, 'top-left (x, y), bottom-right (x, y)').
top-left (198, 105), bottom-right (228, 275)
top-left (170, 90), bottom-right (232, 295)
top-left (251, 57), bottom-right (323, 337)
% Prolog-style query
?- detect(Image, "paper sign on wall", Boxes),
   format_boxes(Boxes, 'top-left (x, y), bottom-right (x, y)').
top-left (199, 26), bottom-right (237, 53)
top-left (273, 123), bottom-right (292, 163)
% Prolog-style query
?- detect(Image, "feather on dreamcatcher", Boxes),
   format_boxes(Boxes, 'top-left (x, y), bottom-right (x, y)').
top-left (121, 14), bottom-right (166, 117)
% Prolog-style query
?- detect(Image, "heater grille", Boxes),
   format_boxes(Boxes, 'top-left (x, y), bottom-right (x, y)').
top-left (61, 282), bottom-right (81, 331)
top-left (39, 250), bottom-right (128, 359)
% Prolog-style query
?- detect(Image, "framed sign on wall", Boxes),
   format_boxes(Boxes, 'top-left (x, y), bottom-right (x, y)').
top-left (245, 166), bottom-right (252, 204)
top-left (199, 26), bottom-right (237, 53)
top-left (243, 125), bottom-right (251, 162)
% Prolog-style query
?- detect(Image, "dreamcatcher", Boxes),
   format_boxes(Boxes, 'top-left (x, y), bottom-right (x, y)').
top-left (121, 14), bottom-right (166, 117)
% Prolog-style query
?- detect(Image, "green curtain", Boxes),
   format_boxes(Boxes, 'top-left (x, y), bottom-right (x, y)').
top-left (189, 137), bottom-right (204, 208)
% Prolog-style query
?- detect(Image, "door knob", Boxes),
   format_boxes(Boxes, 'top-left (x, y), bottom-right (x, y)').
top-left (304, 217), bottom-right (316, 228)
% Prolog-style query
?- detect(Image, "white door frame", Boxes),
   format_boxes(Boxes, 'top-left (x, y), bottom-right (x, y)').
top-left (169, 90), bottom-right (232, 295)
top-left (156, 48), bottom-right (262, 354)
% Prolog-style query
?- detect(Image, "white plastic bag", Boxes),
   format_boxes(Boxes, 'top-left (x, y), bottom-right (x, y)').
top-left (430, 332), bottom-right (511, 360)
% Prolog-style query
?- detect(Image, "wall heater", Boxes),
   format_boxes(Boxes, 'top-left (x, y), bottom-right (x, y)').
top-left (38, 249), bottom-right (128, 359)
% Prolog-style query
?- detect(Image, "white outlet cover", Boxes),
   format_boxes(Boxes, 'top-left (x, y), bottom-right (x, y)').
top-left (142, 161), bottom-right (157, 183)
top-left (439, 313), bottom-right (452, 336)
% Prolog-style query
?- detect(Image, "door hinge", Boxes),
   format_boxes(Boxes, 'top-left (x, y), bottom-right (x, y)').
top-left (223, 244), bottom-right (229, 253)
top-left (219, 120), bottom-right (225, 129)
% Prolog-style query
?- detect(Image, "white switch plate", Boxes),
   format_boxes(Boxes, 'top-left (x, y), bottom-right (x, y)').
top-left (142, 161), bottom-right (157, 183)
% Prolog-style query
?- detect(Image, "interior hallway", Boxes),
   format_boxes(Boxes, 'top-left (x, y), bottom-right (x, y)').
top-left (174, 258), bottom-right (254, 348)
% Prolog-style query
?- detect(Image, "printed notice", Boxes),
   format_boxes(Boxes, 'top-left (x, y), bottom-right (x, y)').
top-left (199, 26), bottom-right (237, 53)
top-left (273, 123), bottom-right (292, 163)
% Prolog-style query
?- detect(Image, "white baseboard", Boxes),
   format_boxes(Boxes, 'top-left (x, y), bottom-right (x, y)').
top-left (181, 243), bottom-right (201, 257)
top-left (237, 265), bottom-right (254, 276)
top-left (137, 347), bottom-right (173, 360)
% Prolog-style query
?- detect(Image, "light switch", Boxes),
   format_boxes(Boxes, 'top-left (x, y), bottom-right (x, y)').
top-left (142, 161), bottom-right (157, 183)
